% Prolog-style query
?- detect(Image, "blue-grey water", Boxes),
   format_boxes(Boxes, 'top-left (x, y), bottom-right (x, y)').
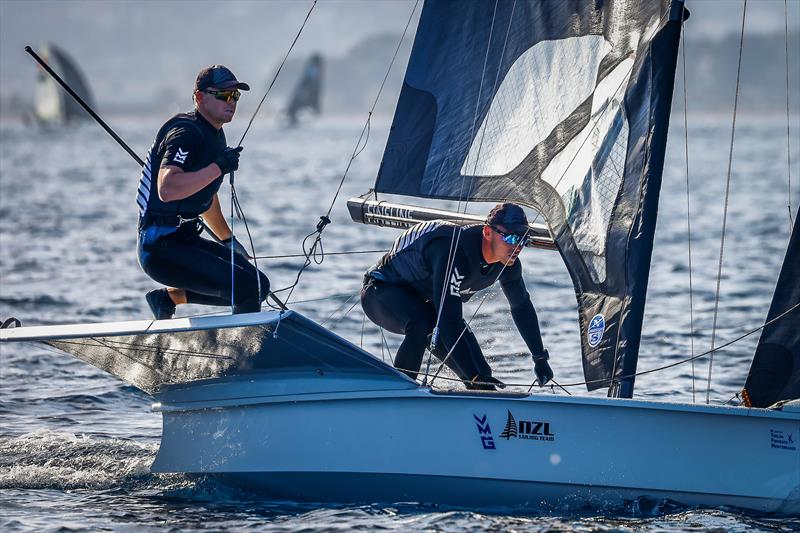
top-left (0, 113), bottom-right (798, 531)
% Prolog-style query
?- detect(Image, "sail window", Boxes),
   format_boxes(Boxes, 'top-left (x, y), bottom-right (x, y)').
top-left (461, 35), bottom-right (610, 177)
top-left (541, 57), bottom-right (634, 283)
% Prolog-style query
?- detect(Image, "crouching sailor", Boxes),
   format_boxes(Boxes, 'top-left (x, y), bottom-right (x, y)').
top-left (360, 203), bottom-right (552, 390)
top-left (136, 65), bottom-right (269, 319)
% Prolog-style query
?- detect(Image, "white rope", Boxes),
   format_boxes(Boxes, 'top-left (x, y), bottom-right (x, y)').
top-left (430, 0), bottom-right (503, 359)
top-left (707, 0), bottom-right (748, 404)
top-left (680, 5), bottom-right (697, 403)
top-left (785, 0), bottom-right (794, 228)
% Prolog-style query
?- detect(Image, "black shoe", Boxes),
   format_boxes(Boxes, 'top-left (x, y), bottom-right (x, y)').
top-left (145, 289), bottom-right (176, 320)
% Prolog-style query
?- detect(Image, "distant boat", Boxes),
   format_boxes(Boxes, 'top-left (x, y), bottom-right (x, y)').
top-left (285, 53), bottom-right (323, 126)
top-left (33, 43), bottom-right (95, 125)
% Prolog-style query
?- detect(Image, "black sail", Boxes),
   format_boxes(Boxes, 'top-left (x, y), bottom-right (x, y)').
top-left (375, 0), bottom-right (685, 396)
top-left (743, 216), bottom-right (800, 408)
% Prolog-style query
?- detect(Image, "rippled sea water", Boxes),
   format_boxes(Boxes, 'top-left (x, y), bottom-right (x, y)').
top-left (1, 113), bottom-right (798, 531)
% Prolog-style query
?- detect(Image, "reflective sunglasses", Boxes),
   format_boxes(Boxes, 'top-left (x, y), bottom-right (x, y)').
top-left (205, 89), bottom-right (241, 103)
top-left (491, 226), bottom-right (530, 246)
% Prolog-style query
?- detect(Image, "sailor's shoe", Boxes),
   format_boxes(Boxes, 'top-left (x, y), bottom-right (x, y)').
top-left (145, 289), bottom-right (176, 320)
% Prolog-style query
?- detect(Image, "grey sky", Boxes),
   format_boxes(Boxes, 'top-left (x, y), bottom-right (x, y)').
top-left (0, 0), bottom-right (797, 111)
top-left (0, 0), bottom-right (422, 108)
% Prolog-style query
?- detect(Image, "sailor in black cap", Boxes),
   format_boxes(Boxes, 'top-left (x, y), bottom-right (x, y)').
top-left (136, 65), bottom-right (269, 319)
top-left (361, 203), bottom-right (552, 390)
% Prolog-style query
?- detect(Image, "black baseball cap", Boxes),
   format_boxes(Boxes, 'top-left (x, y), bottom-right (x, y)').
top-left (195, 65), bottom-right (250, 91)
top-left (486, 203), bottom-right (529, 235)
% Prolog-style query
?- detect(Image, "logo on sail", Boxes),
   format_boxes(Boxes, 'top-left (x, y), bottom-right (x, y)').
top-left (473, 414), bottom-right (495, 450)
top-left (587, 313), bottom-right (605, 347)
top-left (499, 410), bottom-right (554, 442)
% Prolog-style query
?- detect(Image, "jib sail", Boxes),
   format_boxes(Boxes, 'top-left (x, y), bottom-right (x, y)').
top-left (374, 0), bottom-right (685, 396)
top-left (743, 216), bottom-right (800, 408)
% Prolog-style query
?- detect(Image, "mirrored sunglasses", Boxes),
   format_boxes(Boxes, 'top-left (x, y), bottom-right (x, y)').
top-left (205, 89), bottom-right (241, 103)
top-left (491, 226), bottom-right (530, 246)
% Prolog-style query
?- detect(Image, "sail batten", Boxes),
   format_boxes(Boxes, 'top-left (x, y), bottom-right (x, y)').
top-left (374, 0), bottom-right (685, 396)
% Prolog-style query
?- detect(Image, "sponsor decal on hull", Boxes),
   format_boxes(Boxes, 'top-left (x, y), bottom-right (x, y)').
top-left (499, 410), bottom-right (555, 442)
top-left (770, 429), bottom-right (796, 451)
top-left (473, 414), bottom-right (496, 450)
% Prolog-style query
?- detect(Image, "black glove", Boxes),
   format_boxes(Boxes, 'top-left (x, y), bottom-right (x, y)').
top-left (221, 236), bottom-right (250, 259)
top-left (215, 146), bottom-right (243, 175)
top-left (532, 349), bottom-right (553, 387)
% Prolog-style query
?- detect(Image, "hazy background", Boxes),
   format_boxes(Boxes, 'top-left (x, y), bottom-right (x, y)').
top-left (0, 0), bottom-right (798, 120)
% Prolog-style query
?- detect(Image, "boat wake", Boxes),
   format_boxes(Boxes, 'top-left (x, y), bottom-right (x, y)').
top-left (0, 431), bottom-right (789, 528)
top-left (0, 430), bottom-right (157, 490)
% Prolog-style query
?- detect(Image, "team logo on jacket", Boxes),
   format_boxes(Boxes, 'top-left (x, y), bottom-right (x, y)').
top-left (473, 414), bottom-right (495, 450)
top-left (587, 313), bottom-right (605, 347)
top-left (499, 410), bottom-right (554, 442)
top-left (173, 148), bottom-right (189, 164)
top-left (449, 267), bottom-right (464, 296)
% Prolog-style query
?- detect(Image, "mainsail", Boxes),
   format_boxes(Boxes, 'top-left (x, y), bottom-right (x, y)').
top-left (373, 0), bottom-right (685, 397)
top-left (742, 215), bottom-right (800, 408)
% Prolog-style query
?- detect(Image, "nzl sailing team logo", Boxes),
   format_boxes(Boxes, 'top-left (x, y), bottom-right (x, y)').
top-left (587, 313), bottom-right (605, 347)
top-left (473, 414), bottom-right (496, 449)
top-left (499, 410), bottom-right (555, 442)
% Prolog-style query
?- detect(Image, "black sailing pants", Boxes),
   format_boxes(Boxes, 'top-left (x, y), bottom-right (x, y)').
top-left (360, 279), bottom-right (491, 386)
top-left (138, 223), bottom-right (269, 313)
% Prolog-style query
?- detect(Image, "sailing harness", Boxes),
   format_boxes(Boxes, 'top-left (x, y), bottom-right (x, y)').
top-left (137, 214), bottom-right (201, 231)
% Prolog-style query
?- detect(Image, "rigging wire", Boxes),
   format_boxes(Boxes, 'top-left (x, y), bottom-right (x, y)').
top-left (417, 300), bottom-right (800, 393)
top-left (237, 1), bottom-right (317, 148)
top-left (426, 0), bottom-right (521, 385)
top-left (785, 0), bottom-right (794, 228)
top-left (706, 0), bottom-right (747, 404)
top-left (274, 0), bottom-right (420, 307)
top-left (319, 291), bottom-right (360, 327)
top-left (431, 0), bottom-right (502, 353)
top-left (50, 337), bottom-right (234, 360)
top-left (34, 299), bottom-right (796, 394)
top-left (224, 2), bottom-right (318, 313)
top-left (680, 6), bottom-right (697, 403)
top-left (253, 249), bottom-right (388, 260)
top-left (428, 235), bottom-right (530, 388)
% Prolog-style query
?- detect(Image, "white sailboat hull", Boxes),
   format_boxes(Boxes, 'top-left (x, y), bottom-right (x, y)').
top-left (152, 377), bottom-right (800, 514)
top-left (4, 311), bottom-right (797, 513)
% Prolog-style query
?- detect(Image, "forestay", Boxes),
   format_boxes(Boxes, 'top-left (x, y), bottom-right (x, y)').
top-left (374, 0), bottom-right (686, 397)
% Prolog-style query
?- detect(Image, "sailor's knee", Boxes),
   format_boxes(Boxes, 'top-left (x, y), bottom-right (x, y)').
top-left (404, 317), bottom-right (434, 338)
